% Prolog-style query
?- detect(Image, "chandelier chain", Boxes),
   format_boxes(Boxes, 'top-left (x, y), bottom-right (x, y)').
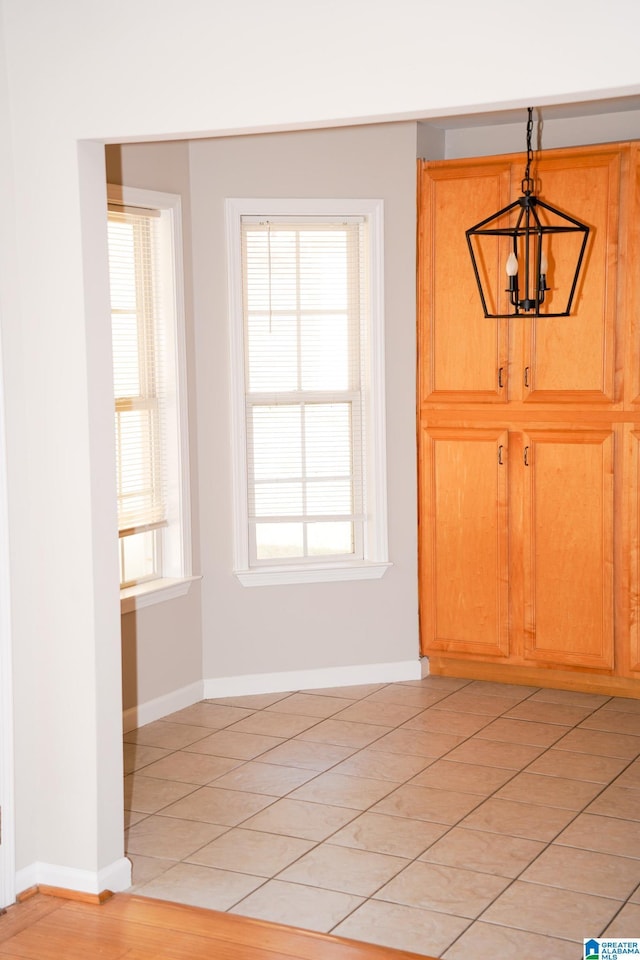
top-left (523, 107), bottom-right (534, 193)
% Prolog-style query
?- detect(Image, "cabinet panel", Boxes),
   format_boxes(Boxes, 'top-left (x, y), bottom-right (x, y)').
top-left (522, 428), bottom-right (614, 670)
top-left (420, 425), bottom-right (509, 658)
top-left (418, 162), bottom-right (510, 403)
top-left (524, 150), bottom-right (621, 405)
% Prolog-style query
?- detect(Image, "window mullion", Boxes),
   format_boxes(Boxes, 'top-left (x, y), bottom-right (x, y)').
top-left (133, 217), bottom-right (150, 400)
top-left (295, 229), bottom-right (309, 558)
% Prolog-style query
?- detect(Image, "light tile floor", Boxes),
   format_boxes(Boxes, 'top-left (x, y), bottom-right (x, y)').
top-left (123, 676), bottom-right (640, 958)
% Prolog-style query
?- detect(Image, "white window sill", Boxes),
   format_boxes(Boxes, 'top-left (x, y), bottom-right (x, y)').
top-left (120, 575), bottom-right (202, 614)
top-left (235, 561), bottom-right (392, 587)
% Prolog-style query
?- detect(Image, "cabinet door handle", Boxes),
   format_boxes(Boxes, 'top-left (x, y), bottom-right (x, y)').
top-left (523, 445), bottom-right (529, 466)
top-left (498, 367), bottom-right (504, 389)
top-left (498, 444), bottom-right (504, 465)
top-left (524, 366), bottom-right (530, 388)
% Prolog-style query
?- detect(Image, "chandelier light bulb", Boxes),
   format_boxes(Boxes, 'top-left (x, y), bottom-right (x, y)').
top-left (506, 252), bottom-right (518, 276)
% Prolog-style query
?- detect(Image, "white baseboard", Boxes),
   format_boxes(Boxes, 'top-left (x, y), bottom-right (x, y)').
top-left (122, 680), bottom-right (204, 733)
top-left (16, 856), bottom-right (131, 896)
top-left (122, 661), bottom-right (422, 730)
top-left (202, 659), bottom-right (422, 699)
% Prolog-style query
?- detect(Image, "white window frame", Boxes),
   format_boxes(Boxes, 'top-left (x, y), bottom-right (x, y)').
top-left (226, 197), bottom-right (390, 586)
top-left (107, 185), bottom-right (197, 612)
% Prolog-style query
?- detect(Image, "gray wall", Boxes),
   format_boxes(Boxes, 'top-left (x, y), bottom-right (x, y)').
top-left (192, 122), bottom-right (420, 683)
top-left (419, 108), bottom-right (640, 159)
top-left (105, 140), bottom-right (203, 712)
top-left (107, 121), bottom-right (420, 708)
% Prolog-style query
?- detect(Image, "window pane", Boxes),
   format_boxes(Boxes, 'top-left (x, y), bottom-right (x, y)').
top-left (299, 230), bottom-right (348, 310)
top-left (112, 312), bottom-right (141, 397)
top-left (245, 230), bottom-right (297, 312)
top-left (253, 482), bottom-right (303, 517)
top-left (108, 221), bottom-right (136, 310)
top-left (247, 315), bottom-right (297, 392)
top-left (252, 406), bottom-right (301, 479)
top-left (115, 407), bottom-right (164, 534)
top-left (305, 404), bottom-right (351, 477)
top-left (117, 409), bottom-right (154, 494)
top-left (256, 522), bottom-right (303, 559)
top-left (121, 530), bottom-right (157, 584)
top-left (308, 522), bottom-right (353, 556)
top-left (307, 479), bottom-right (352, 515)
top-left (301, 315), bottom-right (349, 390)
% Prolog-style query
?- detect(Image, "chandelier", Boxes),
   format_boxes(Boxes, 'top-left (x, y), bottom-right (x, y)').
top-left (465, 108), bottom-right (590, 318)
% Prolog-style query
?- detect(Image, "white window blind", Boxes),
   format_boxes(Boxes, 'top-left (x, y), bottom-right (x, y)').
top-left (108, 205), bottom-right (167, 585)
top-left (241, 217), bottom-right (367, 565)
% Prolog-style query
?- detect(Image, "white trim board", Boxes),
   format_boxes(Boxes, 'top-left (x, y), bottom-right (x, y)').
top-left (0, 308), bottom-right (15, 909)
top-left (202, 660), bottom-right (422, 699)
top-left (122, 680), bottom-right (204, 733)
top-left (16, 857), bottom-right (131, 897)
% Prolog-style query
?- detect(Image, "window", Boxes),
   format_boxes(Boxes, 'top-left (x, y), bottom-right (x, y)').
top-left (226, 199), bottom-right (389, 586)
top-left (107, 185), bottom-right (194, 609)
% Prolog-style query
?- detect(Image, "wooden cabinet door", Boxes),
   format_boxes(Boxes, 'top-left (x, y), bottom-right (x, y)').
top-left (521, 427), bottom-right (615, 670)
top-left (418, 161), bottom-right (510, 404)
top-left (419, 425), bottom-right (509, 658)
top-left (625, 144), bottom-right (640, 408)
top-left (523, 148), bottom-right (622, 406)
top-left (624, 427), bottom-right (640, 673)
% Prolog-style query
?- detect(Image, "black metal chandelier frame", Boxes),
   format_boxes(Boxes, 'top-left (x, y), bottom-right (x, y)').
top-left (465, 108), bottom-right (590, 319)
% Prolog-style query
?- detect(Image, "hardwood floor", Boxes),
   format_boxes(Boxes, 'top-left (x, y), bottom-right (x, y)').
top-left (0, 892), bottom-right (433, 960)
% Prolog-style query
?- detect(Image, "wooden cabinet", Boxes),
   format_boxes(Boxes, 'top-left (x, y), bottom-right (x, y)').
top-left (418, 148), bottom-right (622, 409)
top-left (420, 422), bottom-right (615, 675)
top-left (418, 141), bottom-right (640, 696)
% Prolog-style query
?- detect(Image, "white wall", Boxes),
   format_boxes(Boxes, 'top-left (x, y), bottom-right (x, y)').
top-left (1, 0), bottom-right (639, 896)
top-left (0, 3), bottom-right (15, 904)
